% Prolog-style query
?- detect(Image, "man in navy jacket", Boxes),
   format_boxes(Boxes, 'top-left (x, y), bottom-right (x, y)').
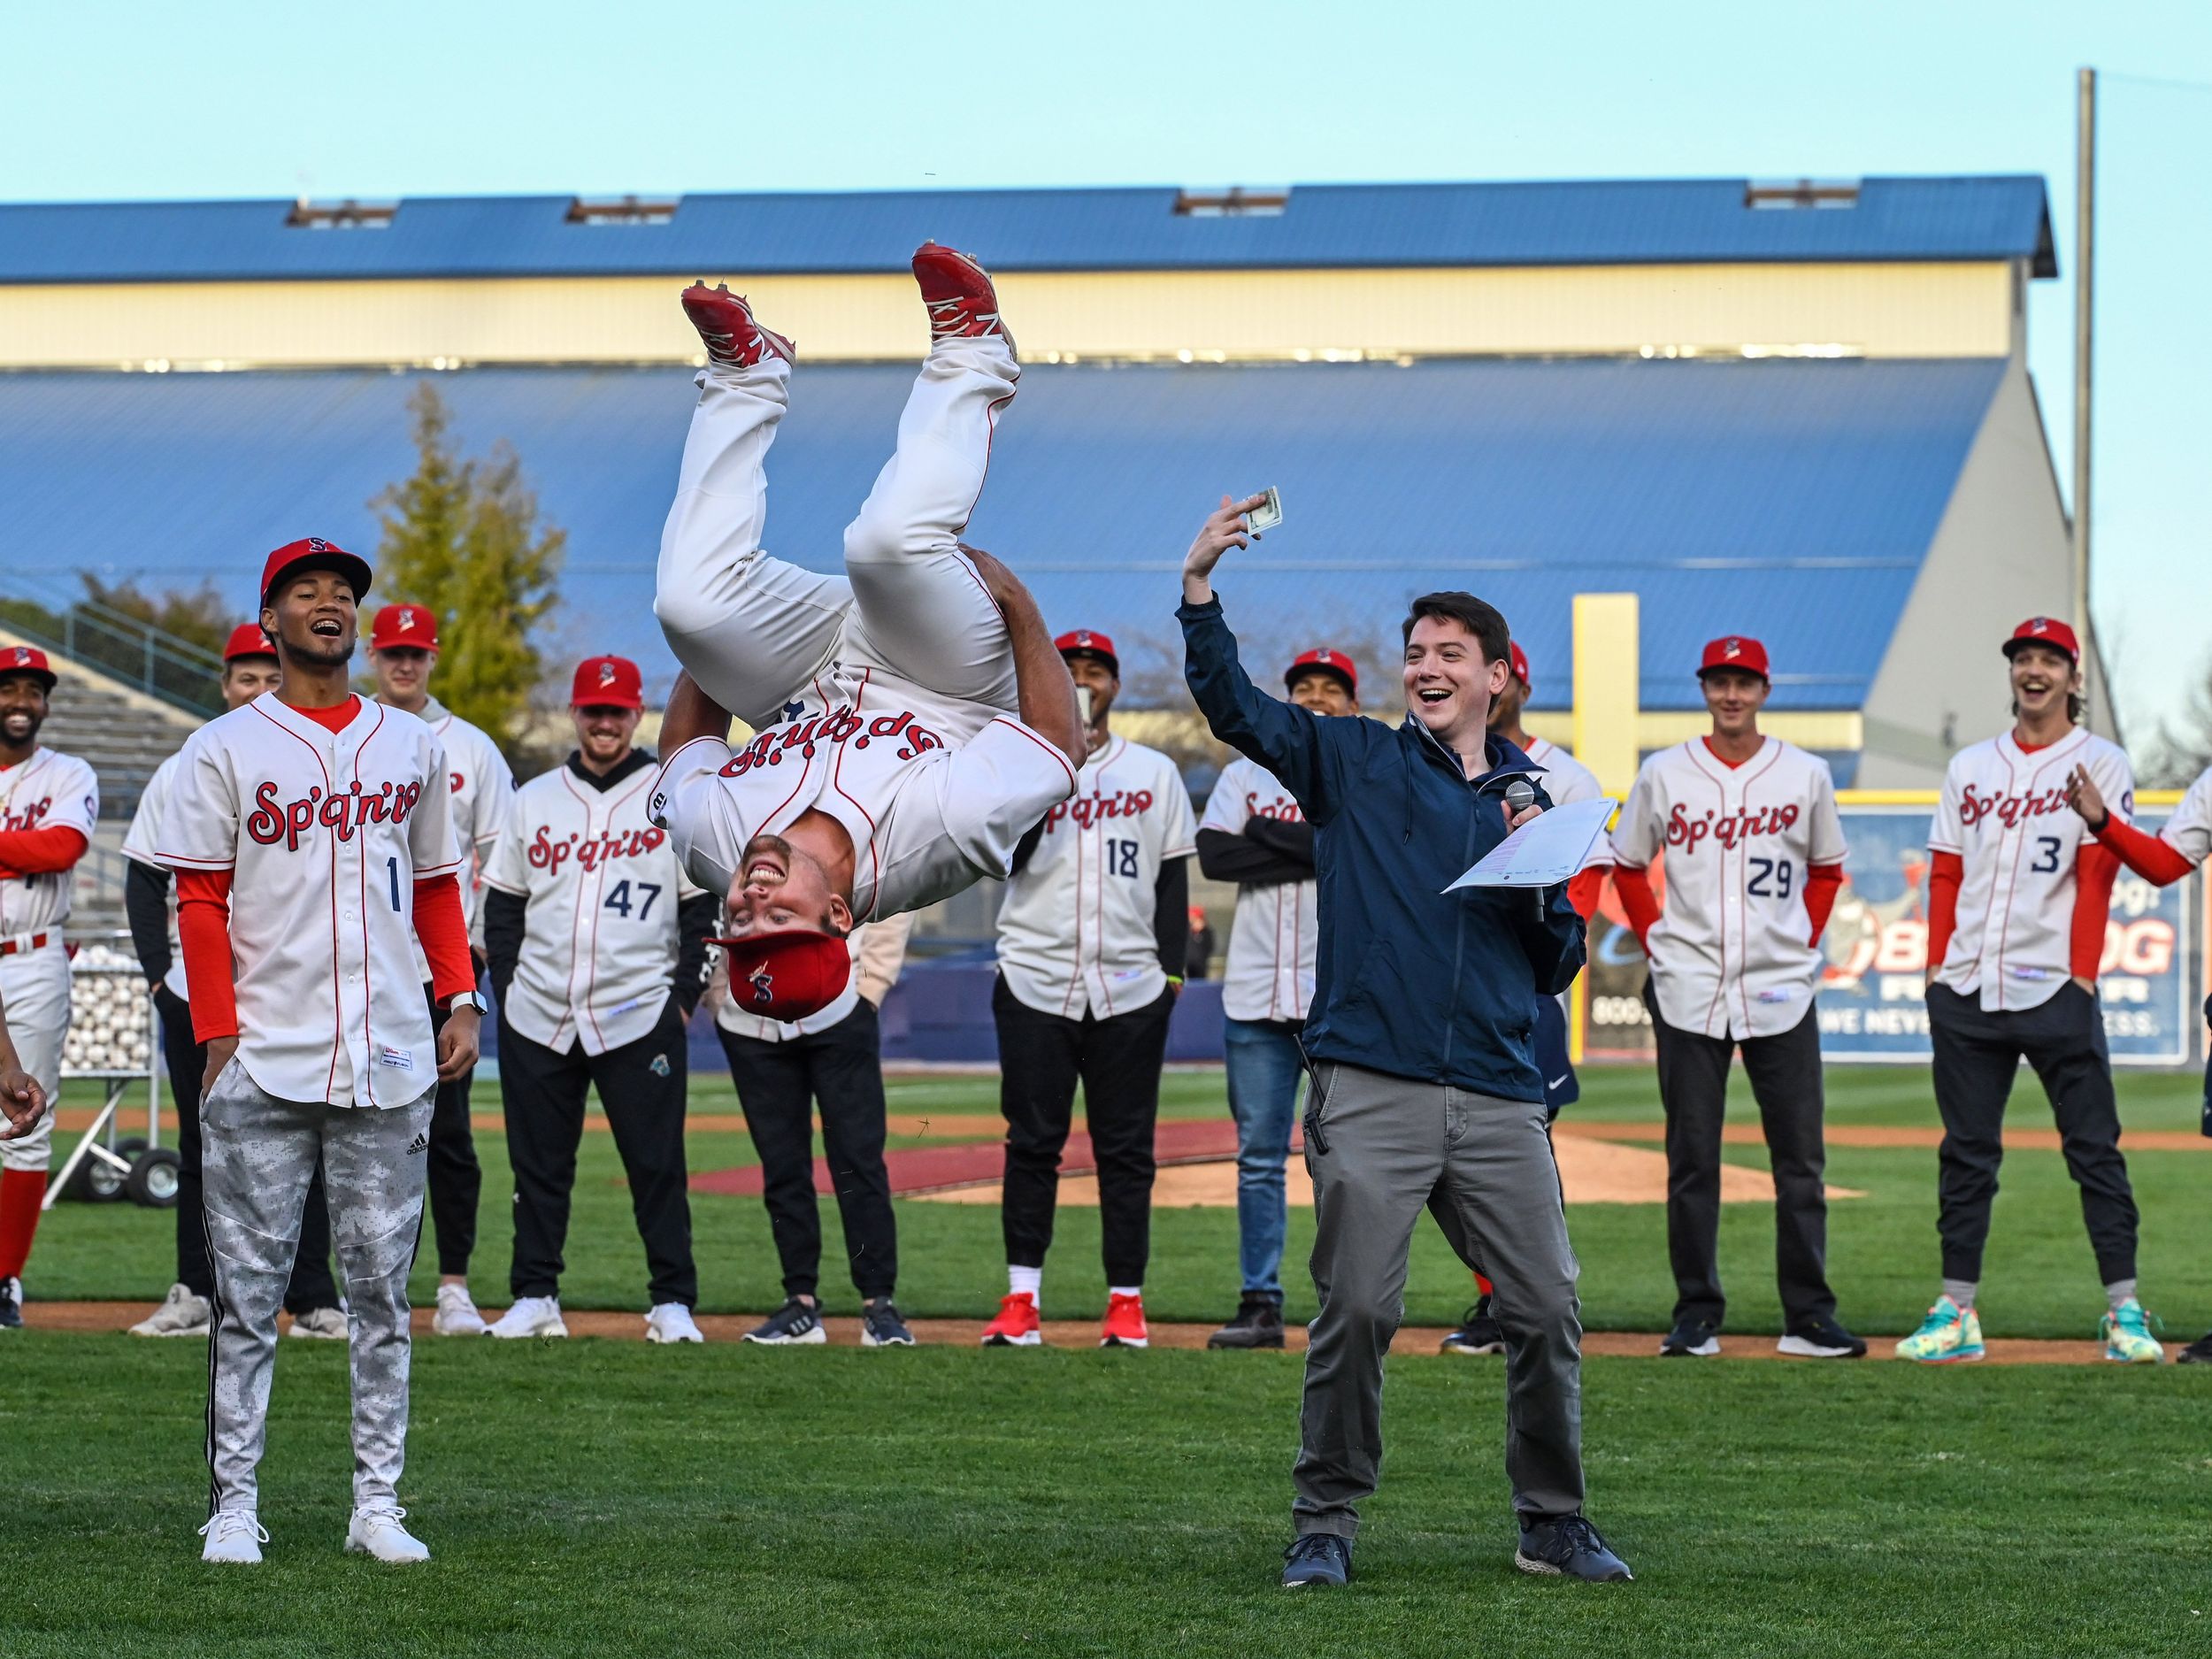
top-left (1179, 495), bottom-right (1631, 1588)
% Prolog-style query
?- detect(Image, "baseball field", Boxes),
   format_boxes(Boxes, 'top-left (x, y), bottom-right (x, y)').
top-left (10, 1062), bottom-right (2212, 1656)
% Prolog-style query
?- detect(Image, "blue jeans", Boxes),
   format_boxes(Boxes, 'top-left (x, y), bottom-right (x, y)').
top-left (1223, 1018), bottom-right (1307, 1297)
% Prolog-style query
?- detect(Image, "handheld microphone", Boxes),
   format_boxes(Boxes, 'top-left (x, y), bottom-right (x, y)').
top-left (1504, 778), bottom-right (1536, 818)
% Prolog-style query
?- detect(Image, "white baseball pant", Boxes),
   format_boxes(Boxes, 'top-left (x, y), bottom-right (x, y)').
top-left (654, 337), bottom-right (1022, 730)
top-left (0, 943), bottom-right (68, 1171)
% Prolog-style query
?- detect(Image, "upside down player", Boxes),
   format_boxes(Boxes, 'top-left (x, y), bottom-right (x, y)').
top-left (649, 246), bottom-right (1085, 1021)
top-left (1897, 617), bottom-right (2161, 1364)
top-left (157, 539), bottom-right (481, 1563)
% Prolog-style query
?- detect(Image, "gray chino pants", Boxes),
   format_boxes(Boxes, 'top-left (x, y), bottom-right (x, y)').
top-left (1292, 1061), bottom-right (1586, 1536)
top-left (200, 1059), bottom-right (434, 1516)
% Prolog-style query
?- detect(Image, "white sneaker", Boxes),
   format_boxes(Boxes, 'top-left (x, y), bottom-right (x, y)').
top-left (487, 1295), bottom-right (567, 1339)
top-left (132, 1282), bottom-right (212, 1338)
top-left (645, 1302), bottom-right (704, 1344)
top-left (344, 1503), bottom-right (430, 1563)
top-left (287, 1305), bottom-right (349, 1340)
top-left (433, 1283), bottom-right (488, 1337)
top-left (198, 1510), bottom-right (268, 1563)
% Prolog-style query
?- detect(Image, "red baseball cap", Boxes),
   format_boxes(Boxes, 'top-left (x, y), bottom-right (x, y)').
top-left (2003, 615), bottom-right (2080, 664)
top-left (1055, 629), bottom-right (1118, 672)
top-left (572, 654), bottom-right (643, 710)
top-left (1697, 635), bottom-right (1770, 680)
top-left (1285, 647), bottom-right (1358, 696)
top-left (1508, 641), bottom-right (1532, 689)
top-left (221, 624), bottom-right (276, 662)
top-left (259, 537), bottom-right (373, 609)
top-left (718, 931), bottom-right (853, 1023)
top-left (370, 603), bottom-right (440, 652)
top-left (0, 644), bottom-right (57, 691)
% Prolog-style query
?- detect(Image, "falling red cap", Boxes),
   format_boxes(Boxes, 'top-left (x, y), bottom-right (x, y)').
top-left (1697, 635), bottom-right (1770, 680)
top-left (1285, 647), bottom-right (1357, 695)
top-left (2003, 615), bottom-right (2080, 664)
top-left (0, 644), bottom-right (57, 690)
top-left (572, 655), bottom-right (644, 710)
top-left (1508, 641), bottom-right (1532, 689)
top-left (370, 604), bottom-right (441, 651)
top-left (1055, 629), bottom-right (1118, 672)
top-left (259, 537), bottom-right (372, 608)
top-left (718, 931), bottom-right (853, 1023)
top-left (222, 624), bottom-right (277, 662)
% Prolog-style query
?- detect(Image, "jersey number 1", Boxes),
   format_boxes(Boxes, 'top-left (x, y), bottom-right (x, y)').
top-left (387, 857), bottom-right (403, 912)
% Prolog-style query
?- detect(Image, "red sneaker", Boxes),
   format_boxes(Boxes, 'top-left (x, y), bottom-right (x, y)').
top-left (910, 242), bottom-right (1011, 347)
top-left (980, 1291), bottom-right (1041, 1347)
top-left (679, 282), bottom-right (795, 368)
top-left (1101, 1292), bottom-right (1149, 1349)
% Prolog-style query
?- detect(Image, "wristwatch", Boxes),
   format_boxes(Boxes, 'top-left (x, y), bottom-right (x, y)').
top-left (442, 991), bottom-right (490, 1016)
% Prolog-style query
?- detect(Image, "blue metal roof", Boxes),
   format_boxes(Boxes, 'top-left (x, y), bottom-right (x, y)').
top-left (0, 355), bottom-right (2002, 712)
top-left (0, 177), bottom-right (2055, 284)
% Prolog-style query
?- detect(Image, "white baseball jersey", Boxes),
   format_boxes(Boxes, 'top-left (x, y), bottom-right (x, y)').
top-left (120, 749), bottom-right (191, 998)
top-left (2157, 764), bottom-right (2212, 867)
top-left (651, 690), bottom-right (1078, 926)
top-left (718, 911), bottom-right (914, 1042)
top-left (0, 745), bottom-right (98, 936)
top-left (996, 735), bottom-right (1197, 1018)
top-left (156, 697), bottom-right (458, 1107)
top-left (1611, 736), bottom-right (1847, 1040)
top-left (1930, 726), bottom-right (2133, 1013)
top-left (484, 757), bottom-right (700, 1056)
top-left (395, 697), bottom-right (514, 979)
top-left (1200, 755), bottom-right (1317, 1024)
top-left (1525, 738), bottom-right (1608, 818)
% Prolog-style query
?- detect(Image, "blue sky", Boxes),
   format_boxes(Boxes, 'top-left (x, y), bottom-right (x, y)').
top-left (4, 1), bottom-right (2208, 748)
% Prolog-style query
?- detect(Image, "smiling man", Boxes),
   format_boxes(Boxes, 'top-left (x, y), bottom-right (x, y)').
top-left (1179, 495), bottom-right (1629, 1589)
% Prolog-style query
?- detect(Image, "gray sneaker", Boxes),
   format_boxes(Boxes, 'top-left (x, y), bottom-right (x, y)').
top-left (287, 1305), bottom-right (349, 1340)
top-left (131, 1282), bottom-right (213, 1338)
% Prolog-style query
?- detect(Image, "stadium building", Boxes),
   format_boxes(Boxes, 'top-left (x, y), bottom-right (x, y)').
top-left (0, 175), bottom-right (2088, 795)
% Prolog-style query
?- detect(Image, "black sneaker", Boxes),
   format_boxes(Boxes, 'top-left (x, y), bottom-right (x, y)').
top-left (1441, 1296), bottom-right (1506, 1356)
top-left (1208, 1294), bottom-right (1286, 1349)
top-left (0, 1276), bottom-right (20, 1331)
top-left (1778, 1314), bottom-right (1867, 1359)
top-left (1281, 1532), bottom-right (1352, 1587)
top-left (1517, 1514), bottom-right (1632, 1581)
top-left (1659, 1317), bottom-right (1719, 1357)
top-left (860, 1298), bottom-right (915, 1348)
top-left (2177, 1329), bottom-right (2212, 1365)
top-left (741, 1296), bottom-right (826, 1346)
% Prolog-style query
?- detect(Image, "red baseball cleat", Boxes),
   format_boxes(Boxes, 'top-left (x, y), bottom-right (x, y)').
top-left (911, 242), bottom-right (1011, 347)
top-left (680, 282), bottom-right (795, 368)
top-left (1100, 1292), bottom-right (1149, 1349)
top-left (980, 1291), bottom-right (1041, 1347)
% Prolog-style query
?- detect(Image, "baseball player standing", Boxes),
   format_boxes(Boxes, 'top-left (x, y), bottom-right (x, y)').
top-left (648, 248), bottom-right (1084, 1030)
top-left (480, 656), bottom-right (714, 1344)
top-left (982, 629), bottom-right (1196, 1349)
top-left (0, 645), bottom-right (97, 1331)
top-left (718, 912), bottom-right (916, 1348)
top-left (1195, 647), bottom-right (1356, 1350)
top-left (157, 538), bottom-right (480, 1564)
top-left (122, 626), bottom-right (346, 1340)
top-left (1898, 617), bottom-right (2160, 1364)
top-left (1609, 636), bottom-right (1862, 1360)
top-left (366, 603), bottom-right (515, 1337)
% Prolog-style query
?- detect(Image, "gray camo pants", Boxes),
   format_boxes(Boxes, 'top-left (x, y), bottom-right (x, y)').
top-left (201, 1058), bottom-right (434, 1515)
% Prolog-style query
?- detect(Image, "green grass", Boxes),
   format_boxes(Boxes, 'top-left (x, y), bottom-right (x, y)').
top-left (5, 1337), bottom-right (2212, 1657)
top-left (29, 1066), bottom-right (2212, 1339)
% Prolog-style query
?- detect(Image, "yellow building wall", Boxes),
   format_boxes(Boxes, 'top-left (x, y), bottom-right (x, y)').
top-left (0, 261), bottom-right (2013, 370)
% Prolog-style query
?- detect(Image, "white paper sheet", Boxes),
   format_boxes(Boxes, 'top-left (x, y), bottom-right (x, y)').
top-left (1445, 796), bottom-right (1619, 890)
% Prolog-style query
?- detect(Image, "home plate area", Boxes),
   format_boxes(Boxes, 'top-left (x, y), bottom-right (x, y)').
top-left (689, 1119), bottom-right (1866, 1208)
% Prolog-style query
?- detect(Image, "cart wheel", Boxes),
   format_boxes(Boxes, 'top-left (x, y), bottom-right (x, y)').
top-left (127, 1148), bottom-right (182, 1209)
top-left (84, 1136), bottom-right (149, 1204)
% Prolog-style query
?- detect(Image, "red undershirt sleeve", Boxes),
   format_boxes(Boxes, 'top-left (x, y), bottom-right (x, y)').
top-left (412, 873), bottom-right (476, 1003)
top-left (2093, 812), bottom-right (2198, 887)
top-left (0, 826), bottom-right (88, 879)
top-left (1610, 864), bottom-right (1662, 949)
top-left (175, 867), bottom-right (238, 1043)
top-left (1566, 866), bottom-right (1607, 921)
top-left (2070, 841), bottom-right (2120, 982)
top-left (1803, 861), bottom-right (1845, 947)
top-left (1925, 851), bottom-right (1962, 975)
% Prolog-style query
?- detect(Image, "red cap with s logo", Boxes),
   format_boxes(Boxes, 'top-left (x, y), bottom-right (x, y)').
top-left (572, 655), bottom-right (643, 710)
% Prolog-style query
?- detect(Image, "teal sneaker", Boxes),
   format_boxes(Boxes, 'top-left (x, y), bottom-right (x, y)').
top-left (2101, 1298), bottom-right (2165, 1363)
top-left (1894, 1296), bottom-right (1984, 1363)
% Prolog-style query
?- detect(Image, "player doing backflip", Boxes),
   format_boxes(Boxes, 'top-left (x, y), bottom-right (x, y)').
top-left (650, 245), bottom-right (1085, 1018)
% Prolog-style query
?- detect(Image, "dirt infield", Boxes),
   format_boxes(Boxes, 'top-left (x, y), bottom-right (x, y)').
top-left (19, 1299), bottom-right (2124, 1363)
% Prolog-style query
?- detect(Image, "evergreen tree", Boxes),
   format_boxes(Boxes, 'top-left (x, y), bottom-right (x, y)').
top-left (372, 383), bottom-right (564, 755)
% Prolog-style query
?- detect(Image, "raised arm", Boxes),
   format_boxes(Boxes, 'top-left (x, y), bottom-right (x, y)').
top-left (659, 670), bottom-right (733, 757)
